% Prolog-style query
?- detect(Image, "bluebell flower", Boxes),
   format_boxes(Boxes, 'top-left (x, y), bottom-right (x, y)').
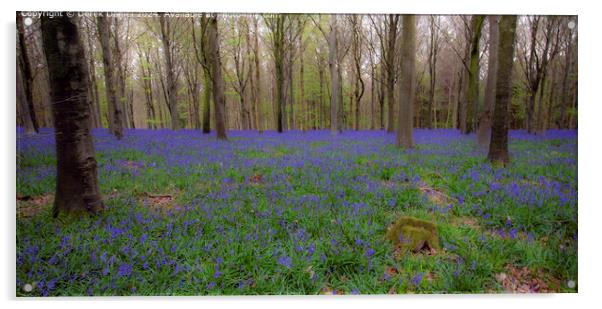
top-left (117, 263), bottom-right (133, 277)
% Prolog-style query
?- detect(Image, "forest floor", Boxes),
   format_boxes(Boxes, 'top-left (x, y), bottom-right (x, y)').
top-left (16, 128), bottom-right (578, 295)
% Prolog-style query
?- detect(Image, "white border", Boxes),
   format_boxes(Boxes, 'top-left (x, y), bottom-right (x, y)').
top-left (2, 1), bottom-right (599, 309)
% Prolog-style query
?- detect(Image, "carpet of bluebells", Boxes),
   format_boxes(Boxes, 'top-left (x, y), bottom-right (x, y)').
top-left (16, 128), bottom-right (578, 295)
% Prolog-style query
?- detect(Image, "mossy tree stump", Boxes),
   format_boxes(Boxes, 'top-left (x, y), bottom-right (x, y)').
top-left (386, 216), bottom-right (440, 254)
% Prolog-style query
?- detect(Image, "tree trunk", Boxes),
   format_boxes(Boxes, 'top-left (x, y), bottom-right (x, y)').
top-left (386, 15), bottom-right (399, 133)
top-left (426, 16), bottom-right (439, 129)
top-left (84, 22), bottom-right (102, 128)
top-left (159, 13), bottom-right (179, 130)
top-left (17, 65), bottom-right (36, 134)
top-left (253, 17), bottom-right (262, 132)
top-left (17, 14), bottom-right (39, 134)
top-left (328, 15), bottom-right (340, 135)
top-left (397, 15), bottom-right (416, 149)
top-left (112, 20), bottom-right (131, 129)
top-left (207, 15), bottom-right (228, 140)
top-left (488, 15), bottom-right (517, 166)
top-left (464, 15), bottom-right (485, 134)
top-left (477, 16), bottom-right (499, 147)
top-left (97, 16), bottom-right (123, 139)
top-left (40, 15), bottom-right (104, 216)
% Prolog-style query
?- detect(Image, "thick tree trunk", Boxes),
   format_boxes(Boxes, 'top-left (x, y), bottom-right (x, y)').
top-left (488, 15), bottom-right (517, 166)
top-left (17, 14), bottom-right (39, 134)
top-left (477, 16), bottom-right (499, 147)
top-left (97, 16), bottom-right (123, 139)
top-left (40, 15), bottom-right (104, 217)
top-left (397, 15), bottom-right (416, 149)
top-left (207, 15), bottom-right (228, 140)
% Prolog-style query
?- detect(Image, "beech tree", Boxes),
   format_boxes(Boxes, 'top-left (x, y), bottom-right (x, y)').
top-left (477, 16), bottom-right (500, 147)
top-left (97, 16), bottom-right (124, 139)
top-left (206, 14), bottom-right (228, 140)
top-left (397, 15), bottom-right (416, 149)
top-left (159, 13), bottom-right (180, 130)
top-left (40, 15), bottom-right (104, 216)
top-left (461, 15), bottom-right (484, 134)
top-left (488, 15), bottom-right (518, 165)
top-left (17, 14), bottom-right (39, 134)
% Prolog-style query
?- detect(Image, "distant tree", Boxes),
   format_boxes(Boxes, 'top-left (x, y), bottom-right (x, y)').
top-left (17, 14), bottom-right (39, 134)
top-left (477, 16), bottom-right (500, 147)
top-left (488, 15), bottom-right (518, 165)
top-left (426, 16), bottom-right (441, 129)
top-left (349, 15), bottom-right (365, 131)
top-left (159, 13), bottom-right (179, 130)
top-left (264, 14), bottom-right (304, 133)
top-left (97, 16), bottom-right (124, 139)
top-left (461, 15), bottom-right (484, 134)
top-left (396, 15), bottom-right (416, 149)
top-left (191, 15), bottom-right (213, 134)
top-left (206, 14), bottom-right (228, 140)
top-left (40, 15), bottom-right (104, 216)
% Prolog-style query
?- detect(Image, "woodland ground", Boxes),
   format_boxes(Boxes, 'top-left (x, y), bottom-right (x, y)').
top-left (16, 128), bottom-right (577, 295)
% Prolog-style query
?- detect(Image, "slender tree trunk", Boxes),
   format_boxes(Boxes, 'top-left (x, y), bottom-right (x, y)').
top-left (463, 15), bottom-right (485, 134)
top-left (85, 27), bottom-right (102, 128)
top-left (159, 13), bottom-right (179, 130)
top-left (253, 17), bottom-right (262, 132)
top-left (488, 15), bottom-right (517, 165)
top-left (397, 15), bottom-right (416, 149)
top-left (328, 15), bottom-right (340, 135)
top-left (17, 67), bottom-right (36, 134)
top-left (97, 16), bottom-right (123, 139)
top-left (17, 14), bottom-right (39, 133)
top-left (41, 15), bottom-right (104, 217)
top-left (559, 32), bottom-right (573, 128)
top-left (426, 16), bottom-right (439, 129)
top-left (386, 15), bottom-right (399, 133)
top-left (477, 16), bottom-right (499, 147)
top-left (207, 15), bottom-right (228, 140)
top-left (112, 20), bottom-right (130, 129)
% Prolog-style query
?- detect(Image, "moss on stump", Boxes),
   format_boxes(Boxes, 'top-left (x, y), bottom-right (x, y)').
top-left (386, 216), bottom-right (440, 253)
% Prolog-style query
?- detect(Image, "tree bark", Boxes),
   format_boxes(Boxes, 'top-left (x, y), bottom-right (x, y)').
top-left (207, 15), bottom-right (228, 140)
top-left (17, 14), bottom-right (39, 134)
top-left (328, 15), bottom-right (340, 135)
top-left (463, 15), bottom-right (485, 134)
top-left (477, 15), bottom-right (499, 147)
top-left (159, 13), bottom-right (179, 130)
top-left (397, 15), bottom-right (416, 149)
top-left (40, 15), bottom-right (104, 217)
top-left (386, 15), bottom-right (400, 133)
top-left (97, 16), bottom-right (123, 139)
top-left (488, 15), bottom-right (517, 166)
top-left (426, 16), bottom-right (439, 129)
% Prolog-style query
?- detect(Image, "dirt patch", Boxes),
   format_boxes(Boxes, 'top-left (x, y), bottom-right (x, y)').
top-left (419, 185), bottom-right (456, 206)
top-left (495, 264), bottom-right (561, 293)
top-left (141, 193), bottom-right (180, 214)
top-left (17, 194), bottom-right (54, 218)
